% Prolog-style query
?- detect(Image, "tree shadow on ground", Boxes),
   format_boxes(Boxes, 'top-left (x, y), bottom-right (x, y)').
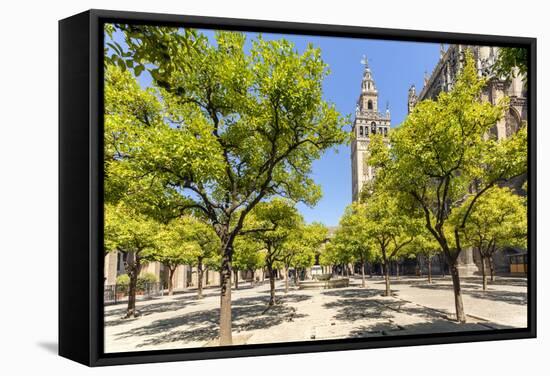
top-left (462, 276), bottom-right (527, 288)
top-left (379, 278), bottom-right (448, 286)
top-left (113, 293), bottom-right (310, 348)
top-left (321, 288), bottom-right (449, 323)
top-left (414, 283), bottom-right (527, 306)
top-left (323, 297), bottom-right (392, 321)
top-left (104, 299), bottom-right (199, 327)
top-left (467, 290), bottom-right (527, 306)
top-left (321, 288), bottom-right (380, 299)
top-left (171, 289), bottom-right (219, 300)
top-left (347, 319), bottom-right (512, 338)
top-left (414, 283), bottom-right (484, 291)
top-left (278, 293), bottom-right (313, 303)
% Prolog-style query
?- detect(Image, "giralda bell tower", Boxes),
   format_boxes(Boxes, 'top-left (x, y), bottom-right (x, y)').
top-left (350, 55), bottom-right (391, 201)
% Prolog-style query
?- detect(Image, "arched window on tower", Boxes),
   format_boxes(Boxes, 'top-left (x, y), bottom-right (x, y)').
top-left (367, 100), bottom-right (373, 110)
top-left (359, 126), bottom-right (363, 136)
top-left (371, 122), bottom-right (376, 134)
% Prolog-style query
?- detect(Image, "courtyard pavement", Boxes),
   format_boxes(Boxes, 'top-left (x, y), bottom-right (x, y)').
top-left (104, 275), bottom-right (527, 353)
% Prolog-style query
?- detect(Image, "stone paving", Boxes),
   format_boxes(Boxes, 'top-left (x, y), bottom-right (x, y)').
top-left (104, 275), bottom-right (527, 353)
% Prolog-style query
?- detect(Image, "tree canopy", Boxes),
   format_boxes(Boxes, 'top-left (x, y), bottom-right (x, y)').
top-left (453, 186), bottom-right (527, 289)
top-left (493, 47), bottom-right (528, 86)
top-left (241, 198), bottom-right (303, 305)
top-left (105, 25), bottom-right (348, 344)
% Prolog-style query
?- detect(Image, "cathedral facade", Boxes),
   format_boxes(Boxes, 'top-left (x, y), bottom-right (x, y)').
top-left (350, 58), bottom-right (390, 201)
top-left (408, 44), bottom-right (527, 140)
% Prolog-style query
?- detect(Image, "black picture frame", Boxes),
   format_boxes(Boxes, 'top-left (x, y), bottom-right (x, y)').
top-left (59, 9), bottom-right (537, 367)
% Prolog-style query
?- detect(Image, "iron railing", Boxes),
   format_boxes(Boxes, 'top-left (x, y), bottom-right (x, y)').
top-left (104, 282), bottom-right (164, 304)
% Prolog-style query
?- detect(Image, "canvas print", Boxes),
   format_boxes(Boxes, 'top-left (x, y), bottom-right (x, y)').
top-left (102, 23), bottom-right (529, 353)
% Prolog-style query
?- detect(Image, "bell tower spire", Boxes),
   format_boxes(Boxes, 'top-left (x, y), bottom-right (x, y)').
top-left (359, 55), bottom-right (378, 112)
top-left (351, 54), bottom-right (391, 201)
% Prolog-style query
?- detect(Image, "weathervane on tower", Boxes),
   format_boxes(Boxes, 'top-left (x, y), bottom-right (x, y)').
top-left (360, 54), bottom-right (370, 71)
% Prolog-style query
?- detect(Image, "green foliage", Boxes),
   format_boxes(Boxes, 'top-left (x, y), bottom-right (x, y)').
top-left (103, 63), bottom-right (223, 218)
top-left (369, 50), bottom-right (527, 261)
top-left (282, 222), bottom-right (328, 269)
top-left (156, 216), bottom-right (220, 269)
top-left (493, 47), bottom-right (528, 86)
top-left (115, 273), bottom-right (157, 291)
top-left (105, 23), bottom-right (201, 79)
top-left (361, 192), bottom-right (420, 262)
top-left (104, 25), bottom-right (348, 256)
top-left (403, 227), bottom-right (441, 260)
top-left (324, 204), bottom-right (378, 267)
top-left (453, 186), bottom-right (527, 256)
top-left (104, 202), bottom-right (160, 260)
top-left (137, 272), bottom-right (158, 290)
top-left (116, 274), bottom-right (130, 286)
top-left (240, 198), bottom-right (303, 269)
top-left (233, 237), bottom-right (265, 271)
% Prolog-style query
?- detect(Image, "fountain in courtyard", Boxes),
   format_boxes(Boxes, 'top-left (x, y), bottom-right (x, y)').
top-left (298, 269), bottom-right (349, 290)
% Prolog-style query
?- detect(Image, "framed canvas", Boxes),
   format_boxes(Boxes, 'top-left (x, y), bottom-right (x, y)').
top-left (59, 9), bottom-right (536, 366)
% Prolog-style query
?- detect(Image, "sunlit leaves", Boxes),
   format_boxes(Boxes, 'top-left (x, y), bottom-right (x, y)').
top-left (453, 186), bottom-right (527, 254)
top-left (155, 216), bottom-right (220, 268)
top-left (104, 203), bottom-right (161, 259)
top-left (493, 47), bottom-right (528, 86)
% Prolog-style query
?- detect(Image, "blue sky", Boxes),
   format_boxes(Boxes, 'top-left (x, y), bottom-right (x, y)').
top-left (109, 27), bottom-right (440, 227)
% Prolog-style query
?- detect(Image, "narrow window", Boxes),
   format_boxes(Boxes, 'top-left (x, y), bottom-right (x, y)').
top-left (367, 100), bottom-right (373, 110)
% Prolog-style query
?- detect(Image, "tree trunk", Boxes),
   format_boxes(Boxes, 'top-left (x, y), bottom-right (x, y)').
top-left (168, 267), bottom-right (175, 296)
top-left (284, 266), bottom-right (289, 293)
top-left (384, 263), bottom-right (391, 296)
top-left (127, 270), bottom-right (138, 318)
top-left (234, 269), bottom-right (239, 290)
top-left (249, 269), bottom-right (255, 287)
top-left (449, 261), bottom-right (466, 323)
top-left (489, 255), bottom-right (495, 282)
top-left (427, 258), bottom-right (432, 284)
top-left (480, 255), bottom-right (487, 291)
top-left (219, 248), bottom-right (233, 346)
top-left (361, 260), bottom-right (366, 288)
top-left (197, 257), bottom-right (204, 299)
top-left (382, 251), bottom-right (391, 296)
top-left (268, 265), bottom-right (276, 306)
top-left (124, 251), bottom-right (141, 318)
